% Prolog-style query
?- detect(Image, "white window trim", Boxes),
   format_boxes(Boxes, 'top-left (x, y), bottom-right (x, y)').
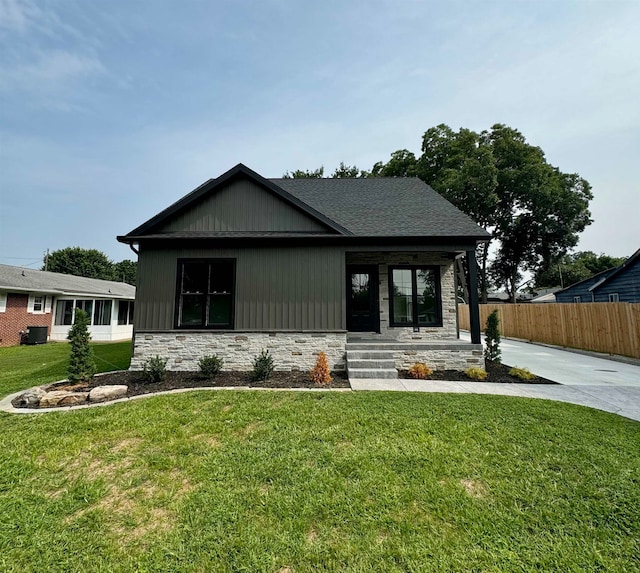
top-left (28, 294), bottom-right (50, 314)
top-left (573, 296), bottom-right (581, 303)
top-left (0, 292), bottom-right (6, 313)
top-left (608, 293), bottom-right (619, 302)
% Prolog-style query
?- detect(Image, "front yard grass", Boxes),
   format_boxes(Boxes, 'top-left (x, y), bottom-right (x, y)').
top-left (0, 387), bottom-right (638, 571)
top-left (0, 340), bottom-right (131, 397)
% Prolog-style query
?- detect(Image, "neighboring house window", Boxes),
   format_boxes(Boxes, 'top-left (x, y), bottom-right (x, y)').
top-left (28, 294), bottom-right (48, 313)
top-left (608, 293), bottom-right (619, 302)
top-left (0, 292), bottom-right (6, 313)
top-left (75, 299), bottom-right (94, 318)
top-left (93, 300), bottom-right (113, 326)
top-left (118, 300), bottom-right (135, 325)
top-left (176, 259), bottom-right (235, 328)
top-left (573, 296), bottom-right (581, 303)
top-left (389, 266), bottom-right (441, 327)
top-left (55, 300), bottom-right (75, 325)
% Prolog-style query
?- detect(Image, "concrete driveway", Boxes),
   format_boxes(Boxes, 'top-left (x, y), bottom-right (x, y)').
top-left (351, 334), bottom-right (640, 422)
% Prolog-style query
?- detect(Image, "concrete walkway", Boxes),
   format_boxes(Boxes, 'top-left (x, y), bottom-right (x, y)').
top-left (351, 334), bottom-right (640, 422)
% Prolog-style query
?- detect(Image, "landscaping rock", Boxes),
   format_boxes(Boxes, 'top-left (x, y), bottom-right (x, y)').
top-left (15, 387), bottom-right (47, 408)
top-left (89, 385), bottom-right (128, 403)
top-left (40, 391), bottom-right (89, 408)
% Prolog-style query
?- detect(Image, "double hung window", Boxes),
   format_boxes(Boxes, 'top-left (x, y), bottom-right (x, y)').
top-left (389, 266), bottom-right (441, 327)
top-left (177, 259), bottom-right (235, 328)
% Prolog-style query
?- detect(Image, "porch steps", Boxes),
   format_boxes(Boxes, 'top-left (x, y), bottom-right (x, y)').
top-left (346, 340), bottom-right (398, 380)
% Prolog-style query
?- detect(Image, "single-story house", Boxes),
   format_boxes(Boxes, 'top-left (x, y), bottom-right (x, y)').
top-left (555, 248), bottom-right (639, 303)
top-left (0, 264), bottom-right (135, 347)
top-left (117, 163), bottom-right (489, 379)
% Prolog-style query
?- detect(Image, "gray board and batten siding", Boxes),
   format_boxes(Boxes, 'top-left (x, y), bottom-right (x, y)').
top-left (153, 178), bottom-right (330, 234)
top-left (134, 245), bottom-right (346, 332)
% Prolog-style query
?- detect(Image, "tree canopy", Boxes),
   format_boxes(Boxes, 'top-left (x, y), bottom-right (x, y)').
top-left (43, 247), bottom-right (137, 285)
top-left (535, 251), bottom-right (626, 289)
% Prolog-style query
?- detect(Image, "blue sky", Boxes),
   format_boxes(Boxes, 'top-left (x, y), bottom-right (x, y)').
top-left (1, 0), bottom-right (639, 269)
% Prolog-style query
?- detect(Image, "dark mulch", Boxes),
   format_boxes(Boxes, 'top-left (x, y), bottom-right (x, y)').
top-left (47, 370), bottom-right (351, 398)
top-left (399, 362), bottom-right (557, 384)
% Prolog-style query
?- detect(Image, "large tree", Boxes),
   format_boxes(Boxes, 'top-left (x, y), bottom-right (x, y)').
top-left (535, 251), bottom-right (626, 289)
top-left (484, 124), bottom-right (592, 301)
top-left (43, 247), bottom-right (137, 284)
top-left (45, 247), bottom-right (115, 280)
top-left (113, 259), bottom-right (137, 286)
top-left (369, 124), bottom-right (592, 302)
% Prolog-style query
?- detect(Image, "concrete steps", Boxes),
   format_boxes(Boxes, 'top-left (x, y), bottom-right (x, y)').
top-left (346, 340), bottom-right (398, 380)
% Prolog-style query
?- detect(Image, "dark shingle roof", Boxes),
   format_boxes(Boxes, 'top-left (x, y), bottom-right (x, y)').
top-left (118, 164), bottom-right (489, 242)
top-left (271, 177), bottom-right (489, 238)
top-left (0, 264), bottom-right (135, 298)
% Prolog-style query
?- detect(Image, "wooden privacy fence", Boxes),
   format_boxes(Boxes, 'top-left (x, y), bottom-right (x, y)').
top-left (458, 303), bottom-right (640, 359)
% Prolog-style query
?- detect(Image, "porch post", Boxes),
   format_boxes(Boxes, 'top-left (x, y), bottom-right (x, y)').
top-left (466, 249), bottom-right (481, 344)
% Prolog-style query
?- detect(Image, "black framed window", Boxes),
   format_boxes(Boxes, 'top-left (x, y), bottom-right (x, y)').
top-left (176, 259), bottom-right (235, 328)
top-left (389, 266), bottom-right (441, 327)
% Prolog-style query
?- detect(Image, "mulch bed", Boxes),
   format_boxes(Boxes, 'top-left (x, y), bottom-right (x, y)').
top-left (399, 362), bottom-right (557, 384)
top-left (48, 370), bottom-right (351, 398)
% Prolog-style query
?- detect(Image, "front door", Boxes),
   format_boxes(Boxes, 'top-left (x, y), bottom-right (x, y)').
top-left (347, 265), bottom-right (379, 332)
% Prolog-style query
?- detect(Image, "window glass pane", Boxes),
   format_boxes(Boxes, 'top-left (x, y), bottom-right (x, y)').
top-left (181, 295), bottom-right (204, 326)
top-left (76, 300), bottom-right (93, 319)
top-left (182, 263), bottom-right (208, 293)
top-left (392, 269), bottom-right (413, 324)
top-left (33, 296), bottom-right (43, 312)
top-left (416, 268), bottom-right (436, 325)
top-left (209, 294), bottom-right (231, 326)
top-left (350, 273), bottom-right (370, 313)
top-left (55, 300), bottom-right (74, 325)
top-left (128, 301), bottom-right (134, 324)
top-left (93, 300), bottom-right (112, 325)
top-left (117, 301), bottom-right (130, 325)
top-left (209, 261), bottom-right (233, 293)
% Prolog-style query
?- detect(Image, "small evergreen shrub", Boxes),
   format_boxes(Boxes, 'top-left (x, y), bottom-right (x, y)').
top-left (252, 349), bottom-right (275, 381)
top-left (67, 309), bottom-right (96, 383)
top-left (484, 309), bottom-right (501, 364)
top-left (199, 355), bottom-right (224, 379)
top-left (465, 367), bottom-right (488, 381)
top-left (408, 363), bottom-right (433, 379)
top-left (143, 355), bottom-right (168, 383)
top-left (509, 366), bottom-right (536, 381)
top-left (310, 352), bottom-right (332, 385)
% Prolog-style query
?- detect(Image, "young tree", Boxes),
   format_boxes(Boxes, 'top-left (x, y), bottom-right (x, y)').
top-left (67, 309), bottom-right (96, 383)
top-left (484, 309), bottom-right (501, 364)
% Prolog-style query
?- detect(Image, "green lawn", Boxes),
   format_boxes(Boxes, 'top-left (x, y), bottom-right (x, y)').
top-left (0, 346), bottom-right (638, 572)
top-left (0, 340), bottom-right (131, 397)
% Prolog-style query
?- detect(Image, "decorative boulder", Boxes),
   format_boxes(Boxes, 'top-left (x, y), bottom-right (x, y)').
top-left (40, 391), bottom-right (89, 408)
top-left (88, 385), bottom-right (128, 403)
top-left (15, 387), bottom-right (47, 408)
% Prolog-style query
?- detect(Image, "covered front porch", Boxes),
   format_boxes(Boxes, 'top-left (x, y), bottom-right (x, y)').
top-left (344, 249), bottom-right (484, 381)
top-left (345, 250), bottom-right (482, 343)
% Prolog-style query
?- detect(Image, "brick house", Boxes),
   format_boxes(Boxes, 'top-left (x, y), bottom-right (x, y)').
top-left (0, 264), bottom-right (136, 347)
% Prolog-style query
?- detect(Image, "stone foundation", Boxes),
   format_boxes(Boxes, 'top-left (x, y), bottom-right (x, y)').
top-left (393, 344), bottom-right (484, 370)
top-left (131, 331), bottom-right (347, 372)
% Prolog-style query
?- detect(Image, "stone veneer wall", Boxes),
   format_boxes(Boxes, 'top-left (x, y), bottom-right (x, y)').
top-left (394, 345), bottom-right (484, 370)
top-left (346, 252), bottom-right (457, 341)
top-left (130, 331), bottom-right (347, 372)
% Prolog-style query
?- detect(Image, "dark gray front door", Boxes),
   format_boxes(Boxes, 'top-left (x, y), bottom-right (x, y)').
top-left (347, 265), bottom-right (379, 332)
